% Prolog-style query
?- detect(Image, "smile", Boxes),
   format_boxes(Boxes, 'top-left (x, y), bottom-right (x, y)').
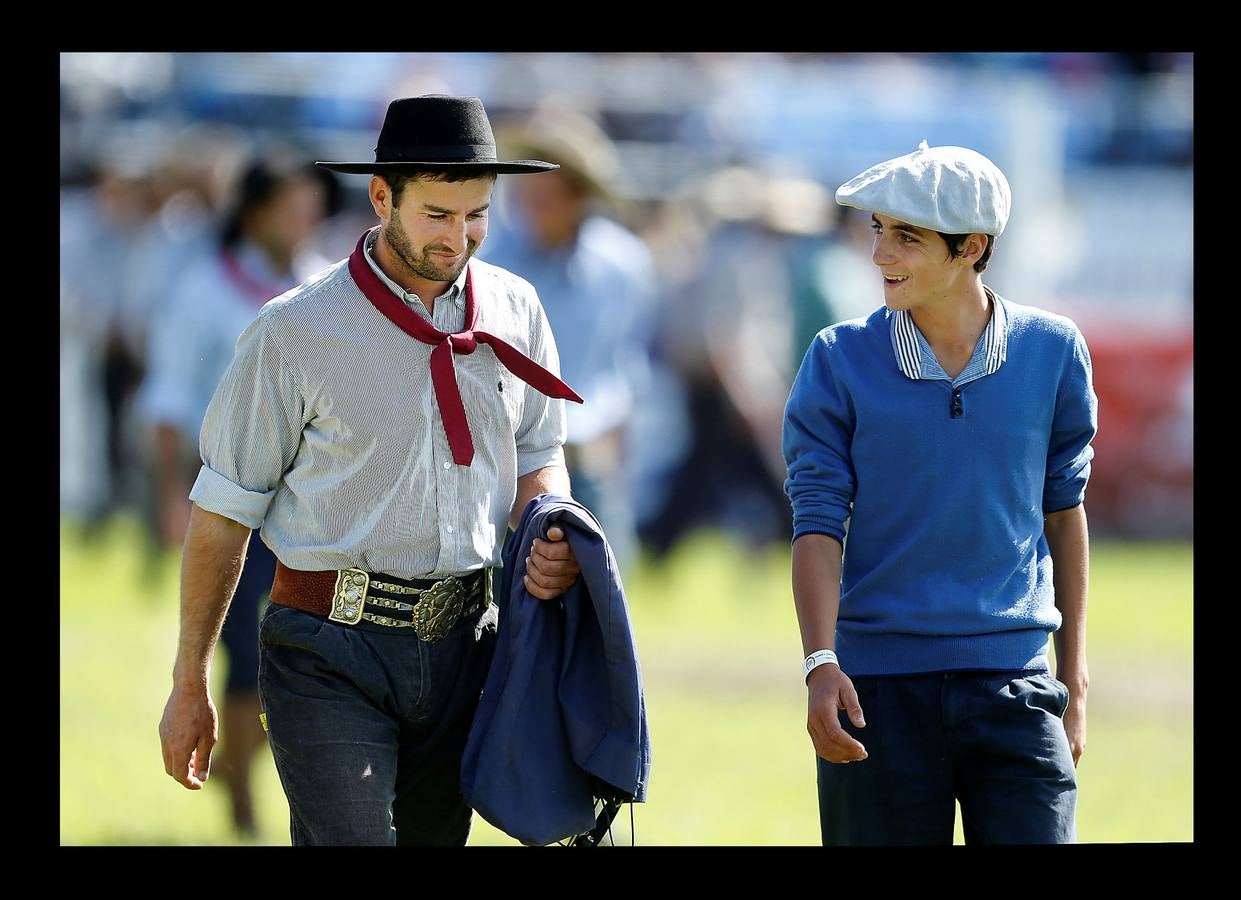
top-left (883, 274), bottom-right (909, 285)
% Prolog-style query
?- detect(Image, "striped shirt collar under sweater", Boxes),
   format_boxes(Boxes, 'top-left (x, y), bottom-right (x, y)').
top-left (888, 286), bottom-right (1009, 387)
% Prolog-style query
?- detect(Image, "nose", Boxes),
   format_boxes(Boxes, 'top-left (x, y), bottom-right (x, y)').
top-left (872, 233), bottom-right (894, 267)
top-left (440, 219), bottom-right (467, 254)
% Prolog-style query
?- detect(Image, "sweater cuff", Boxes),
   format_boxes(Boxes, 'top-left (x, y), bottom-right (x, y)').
top-left (1042, 484), bottom-right (1086, 516)
top-left (792, 520), bottom-right (846, 544)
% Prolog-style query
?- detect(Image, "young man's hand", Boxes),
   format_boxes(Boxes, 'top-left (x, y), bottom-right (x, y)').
top-left (1062, 686), bottom-right (1087, 766)
top-left (806, 664), bottom-right (868, 763)
top-left (524, 525), bottom-right (581, 599)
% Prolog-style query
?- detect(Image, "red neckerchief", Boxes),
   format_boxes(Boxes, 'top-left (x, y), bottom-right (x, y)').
top-left (348, 230), bottom-right (582, 467)
top-left (220, 250), bottom-right (296, 308)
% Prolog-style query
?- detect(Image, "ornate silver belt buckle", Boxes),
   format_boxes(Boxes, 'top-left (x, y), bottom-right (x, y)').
top-left (411, 576), bottom-right (465, 643)
top-left (330, 568), bottom-right (370, 625)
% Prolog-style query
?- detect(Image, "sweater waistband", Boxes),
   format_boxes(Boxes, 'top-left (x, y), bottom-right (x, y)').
top-left (835, 627), bottom-right (1050, 677)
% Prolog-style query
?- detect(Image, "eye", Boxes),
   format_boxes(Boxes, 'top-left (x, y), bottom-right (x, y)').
top-left (899, 233), bottom-right (916, 243)
top-left (870, 223), bottom-right (882, 233)
top-left (426, 213), bottom-right (447, 221)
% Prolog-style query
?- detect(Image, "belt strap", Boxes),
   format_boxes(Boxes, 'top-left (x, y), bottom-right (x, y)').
top-left (270, 561), bottom-right (490, 641)
top-left (271, 561), bottom-right (337, 616)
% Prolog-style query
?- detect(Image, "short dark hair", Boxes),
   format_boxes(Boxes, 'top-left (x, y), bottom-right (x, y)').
top-left (936, 231), bottom-right (995, 273)
top-left (382, 168), bottom-right (498, 207)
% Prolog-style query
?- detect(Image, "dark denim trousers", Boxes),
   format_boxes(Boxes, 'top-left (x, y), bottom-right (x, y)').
top-left (258, 598), bottom-right (498, 846)
top-left (817, 670), bottom-right (1077, 845)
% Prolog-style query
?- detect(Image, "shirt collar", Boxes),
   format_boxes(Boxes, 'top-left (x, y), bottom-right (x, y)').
top-left (363, 227), bottom-right (468, 312)
top-left (888, 287), bottom-right (1008, 381)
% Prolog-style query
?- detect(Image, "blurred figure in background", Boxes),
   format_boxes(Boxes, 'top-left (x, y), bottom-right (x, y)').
top-left (124, 126), bottom-right (251, 554)
top-left (60, 131), bottom-right (159, 525)
top-left (789, 206), bottom-right (885, 373)
top-left (138, 150), bottom-right (339, 834)
top-left (61, 160), bottom-right (115, 523)
top-left (122, 125), bottom-right (252, 386)
top-left (645, 165), bottom-right (831, 553)
top-left (484, 108), bottom-right (657, 571)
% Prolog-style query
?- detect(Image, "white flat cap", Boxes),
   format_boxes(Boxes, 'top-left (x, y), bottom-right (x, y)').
top-left (835, 140), bottom-right (1012, 236)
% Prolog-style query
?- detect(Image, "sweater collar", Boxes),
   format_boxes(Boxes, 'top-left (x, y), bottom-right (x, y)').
top-left (889, 287), bottom-right (1008, 381)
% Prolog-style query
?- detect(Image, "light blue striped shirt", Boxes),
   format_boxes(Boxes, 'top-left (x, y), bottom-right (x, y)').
top-left (888, 287), bottom-right (1008, 386)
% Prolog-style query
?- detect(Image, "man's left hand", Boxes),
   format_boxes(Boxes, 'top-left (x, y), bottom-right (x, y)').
top-left (525, 525), bottom-right (581, 600)
top-left (1063, 690), bottom-right (1087, 767)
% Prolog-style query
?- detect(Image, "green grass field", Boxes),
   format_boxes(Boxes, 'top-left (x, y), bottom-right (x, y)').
top-left (59, 518), bottom-right (1192, 845)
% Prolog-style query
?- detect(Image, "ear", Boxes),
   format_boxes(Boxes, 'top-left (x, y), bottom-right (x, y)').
top-left (961, 233), bottom-right (989, 266)
top-left (368, 175), bottom-right (391, 222)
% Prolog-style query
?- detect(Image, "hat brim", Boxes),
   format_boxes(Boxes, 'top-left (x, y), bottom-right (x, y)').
top-left (315, 159), bottom-right (559, 175)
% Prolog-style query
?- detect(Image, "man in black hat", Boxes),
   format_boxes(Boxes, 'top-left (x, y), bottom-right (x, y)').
top-left (158, 96), bottom-right (586, 845)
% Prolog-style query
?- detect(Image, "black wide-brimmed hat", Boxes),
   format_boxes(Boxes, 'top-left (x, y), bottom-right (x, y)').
top-left (316, 95), bottom-right (559, 175)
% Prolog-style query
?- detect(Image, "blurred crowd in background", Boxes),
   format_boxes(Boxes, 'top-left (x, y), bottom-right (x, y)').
top-left (60, 52), bottom-right (1194, 560)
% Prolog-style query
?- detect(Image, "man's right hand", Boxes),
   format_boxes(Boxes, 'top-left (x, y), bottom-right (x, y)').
top-left (159, 687), bottom-right (218, 789)
top-left (806, 664), bottom-right (868, 764)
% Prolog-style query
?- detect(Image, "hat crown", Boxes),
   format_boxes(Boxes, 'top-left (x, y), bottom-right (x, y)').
top-left (835, 142), bottom-right (1012, 237)
top-left (375, 95), bottom-right (498, 162)
top-left (315, 94), bottom-right (559, 175)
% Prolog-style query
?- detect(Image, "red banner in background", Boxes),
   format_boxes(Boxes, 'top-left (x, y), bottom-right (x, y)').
top-left (1075, 320), bottom-right (1193, 538)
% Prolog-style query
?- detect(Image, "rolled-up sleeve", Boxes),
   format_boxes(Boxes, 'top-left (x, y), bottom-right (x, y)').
top-left (514, 288), bottom-right (568, 477)
top-left (783, 335), bottom-right (856, 543)
top-left (1043, 324), bottom-right (1098, 514)
top-left (189, 309), bottom-right (305, 528)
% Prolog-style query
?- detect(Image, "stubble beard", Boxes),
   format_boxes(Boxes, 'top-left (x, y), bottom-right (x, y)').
top-left (384, 215), bottom-right (477, 286)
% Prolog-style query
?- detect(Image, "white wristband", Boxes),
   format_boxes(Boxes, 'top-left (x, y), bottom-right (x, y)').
top-left (803, 649), bottom-right (839, 682)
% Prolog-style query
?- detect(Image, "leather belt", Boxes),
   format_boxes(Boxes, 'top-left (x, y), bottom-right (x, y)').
top-left (271, 561), bottom-right (493, 642)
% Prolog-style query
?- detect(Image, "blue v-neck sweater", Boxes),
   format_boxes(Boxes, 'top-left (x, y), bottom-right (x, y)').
top-left (782, 298), bottom-right (1097, 676)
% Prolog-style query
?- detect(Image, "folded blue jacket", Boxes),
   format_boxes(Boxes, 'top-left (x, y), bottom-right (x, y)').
top-left (460, 493), bottom-right (651, 845)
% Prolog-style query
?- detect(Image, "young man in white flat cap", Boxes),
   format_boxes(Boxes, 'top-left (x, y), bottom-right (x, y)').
top-left (783, 141), bottom-right (1096, 845)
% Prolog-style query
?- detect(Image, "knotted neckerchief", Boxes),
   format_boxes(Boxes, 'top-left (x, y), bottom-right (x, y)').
top-left (348, 230), bottom-right (582, 466)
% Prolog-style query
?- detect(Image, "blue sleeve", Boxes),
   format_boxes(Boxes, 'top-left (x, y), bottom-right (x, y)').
top-left (782, 334), bottom-right (856, 543)
top-left (1043, 324), bottom-right (1098, 514)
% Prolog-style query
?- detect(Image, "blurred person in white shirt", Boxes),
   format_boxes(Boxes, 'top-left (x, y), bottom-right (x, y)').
top-left (139, 150), bottom-right (337, 835)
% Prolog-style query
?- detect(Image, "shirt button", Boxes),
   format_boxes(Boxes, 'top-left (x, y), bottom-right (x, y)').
top-left (446, 525), bottom-right (455, 534)
top-left (443, 460), bottom-right (451, 469)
